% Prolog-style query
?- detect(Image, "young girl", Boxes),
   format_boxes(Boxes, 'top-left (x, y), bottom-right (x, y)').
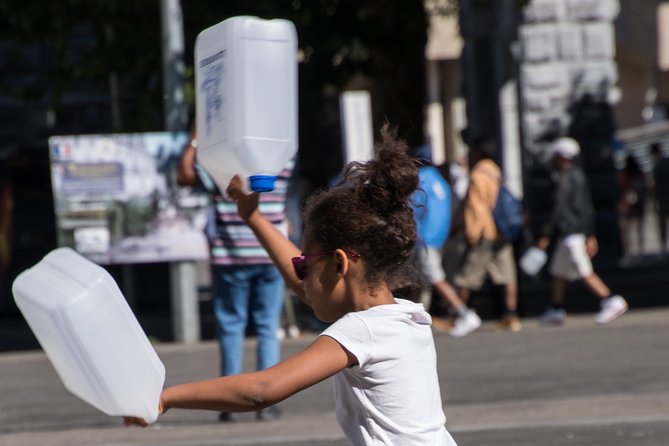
top-left (125, 125), bottom-right (458, 445)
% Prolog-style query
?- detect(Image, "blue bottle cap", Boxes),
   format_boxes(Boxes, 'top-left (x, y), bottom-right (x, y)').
top-left (249, 175), bottom-right (276, 192)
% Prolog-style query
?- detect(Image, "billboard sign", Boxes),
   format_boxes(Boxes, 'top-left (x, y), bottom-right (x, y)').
top-left (48, 132), bottom-right (210, 264)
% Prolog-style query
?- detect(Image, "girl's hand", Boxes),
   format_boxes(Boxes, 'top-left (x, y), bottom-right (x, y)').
top-left (226, 175), bottom-right (260, 222)
top-left (122, 395), bottom-right (166, 427)
top-left (123, 415), bottom-right (148, 427)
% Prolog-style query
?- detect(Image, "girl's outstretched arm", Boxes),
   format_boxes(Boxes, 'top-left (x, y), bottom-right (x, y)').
top-left (124, 336), bottom-right (355, 426)
top-left (226, 176), bottom-right (306, 299)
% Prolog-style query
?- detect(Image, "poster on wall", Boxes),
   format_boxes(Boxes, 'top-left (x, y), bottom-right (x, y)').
top-left (48, 132), bottom-right (210, 265)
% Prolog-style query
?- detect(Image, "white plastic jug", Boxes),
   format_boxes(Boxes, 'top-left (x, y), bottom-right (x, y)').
top-left (519, 247), bottom-right (548, 276)
top-left (12, 247), bottom-right (165, 423)
top-left (195, 16), bottom-right (298, 192)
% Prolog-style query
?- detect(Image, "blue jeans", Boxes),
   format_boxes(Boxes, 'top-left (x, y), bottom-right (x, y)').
top-left (212, 264), bottom-right (284, 376)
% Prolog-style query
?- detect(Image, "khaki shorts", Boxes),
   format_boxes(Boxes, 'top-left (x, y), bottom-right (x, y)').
top-left (549, 234), bottom-right (593, 280)
top-left (454, 239), bottom-right (516, 290)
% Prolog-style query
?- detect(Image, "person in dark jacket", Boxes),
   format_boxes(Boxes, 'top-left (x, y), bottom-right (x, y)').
top-left (536, 137), bottom-right (628, 326)
top-left (651, 142), bottom-right (669, 253)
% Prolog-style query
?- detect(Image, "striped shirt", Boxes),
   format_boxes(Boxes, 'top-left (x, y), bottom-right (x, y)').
top-left (197, 160), bottom-right (294, 266)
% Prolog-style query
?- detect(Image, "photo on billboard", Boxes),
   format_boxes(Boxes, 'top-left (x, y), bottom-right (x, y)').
top-left (48, 132), bottom-right (210, 264)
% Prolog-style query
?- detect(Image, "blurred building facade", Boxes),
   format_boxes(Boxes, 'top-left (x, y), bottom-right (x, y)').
top-left (424, 0), bottom-right (669, 160)
top-left (424, 0), bottom-right (669, 266)
top-left (2, 0), bottom-right (669, 321)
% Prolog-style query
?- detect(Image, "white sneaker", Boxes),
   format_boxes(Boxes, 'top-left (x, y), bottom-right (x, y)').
top-left (539, 307), bottom-right (567, 326)
top-left (595, 295), bottom-right (628, 325)
top-left (287, 325), bottom-right (301, 339)
top-left (449, 310), bottom-right (481, 338)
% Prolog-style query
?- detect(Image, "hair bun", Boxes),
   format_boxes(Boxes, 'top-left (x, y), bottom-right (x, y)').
top-left (346, 124), bottom-right (419, 213)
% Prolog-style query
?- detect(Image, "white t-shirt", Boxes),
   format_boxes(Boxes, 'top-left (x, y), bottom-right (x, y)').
top-left (320, 298), bottom-right (457, 445)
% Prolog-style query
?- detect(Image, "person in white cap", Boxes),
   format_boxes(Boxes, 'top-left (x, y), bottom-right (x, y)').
top-left (536, 137), bottom-right (628, 326)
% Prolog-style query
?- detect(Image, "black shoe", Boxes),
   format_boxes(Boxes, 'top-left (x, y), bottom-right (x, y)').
top-left (219, 412), bottom-right (240, 422)
top-left (256, 406), bottom-right (282, 421)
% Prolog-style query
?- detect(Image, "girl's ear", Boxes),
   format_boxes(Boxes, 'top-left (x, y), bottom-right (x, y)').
top-left (333, 249), bottom-right (351, 277)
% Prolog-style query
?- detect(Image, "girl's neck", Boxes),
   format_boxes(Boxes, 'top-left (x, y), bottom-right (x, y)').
top-left (349, 283), bottom-right (396, 312)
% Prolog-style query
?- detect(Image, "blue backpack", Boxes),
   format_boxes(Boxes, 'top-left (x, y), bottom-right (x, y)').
top-left (493, 184), bottom-right (523, 241)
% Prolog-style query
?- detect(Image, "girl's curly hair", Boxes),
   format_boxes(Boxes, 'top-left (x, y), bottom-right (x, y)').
top-left (302, 124), bottom-right (420, 290)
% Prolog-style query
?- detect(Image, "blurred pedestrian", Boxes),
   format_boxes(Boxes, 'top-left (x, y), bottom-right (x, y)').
top-left (618, 154), bottom-right (648, 256)
top-left (452, 140), bottom-right (521, 333)
top-left (411, 145), bottom-right (480, 337)
top-left (537, 137), bottom-right (628, 326)
top-left (177, 124), bottom-right (292, 422)
top-left (126, 125), bottom-right (459, 445)
top-left (650, 142), bottom-right (669, 254)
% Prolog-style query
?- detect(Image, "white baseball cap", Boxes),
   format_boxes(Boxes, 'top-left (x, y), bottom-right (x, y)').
top-left (552, 137), bottom-right (580, 160)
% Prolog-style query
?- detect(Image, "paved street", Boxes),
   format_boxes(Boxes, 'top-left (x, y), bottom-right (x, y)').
top-left (1, 307), bottom-right (668, 445)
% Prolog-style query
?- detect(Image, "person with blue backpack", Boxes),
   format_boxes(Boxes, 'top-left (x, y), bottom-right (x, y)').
top-left (452, 140), bottom-right (522, 332)
top-left (411, 145), bottom-right (481, 337)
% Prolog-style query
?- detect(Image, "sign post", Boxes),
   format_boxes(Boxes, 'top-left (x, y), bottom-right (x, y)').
top-left (339, 91), bottom-right (374, 164)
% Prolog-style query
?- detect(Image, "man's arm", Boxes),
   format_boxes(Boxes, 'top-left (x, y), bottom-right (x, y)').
top-left (177, 133), bottom-right (199, 187)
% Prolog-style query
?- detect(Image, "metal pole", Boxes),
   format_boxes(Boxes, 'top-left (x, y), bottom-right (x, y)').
top-left (496, 0), bottom-right (523, 198)
top-left (459, 0), bottom-right (479, 140)
top-left (169, 261), bottom-right (200, 343)
top-left (161, 0), bottom-right (199, 343)
top-left (425, 60), bottom-right (447, 164)
top-left (161, 0), bottom-right (187, 132)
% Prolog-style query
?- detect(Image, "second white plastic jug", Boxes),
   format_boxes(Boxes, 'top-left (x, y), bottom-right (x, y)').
top-left (195, 16), bottom-right (298, 192)
top-left (519, 247), bottom-right (548, 276)
top-left (12, 247), bottom-right (165, 423)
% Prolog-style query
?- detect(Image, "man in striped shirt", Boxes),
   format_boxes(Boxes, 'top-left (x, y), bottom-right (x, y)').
top-left (177, 131), bottom-right (294, 422)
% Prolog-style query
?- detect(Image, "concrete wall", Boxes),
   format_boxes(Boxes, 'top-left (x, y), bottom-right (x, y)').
top-left (518, 0), bottom-right (620, 153)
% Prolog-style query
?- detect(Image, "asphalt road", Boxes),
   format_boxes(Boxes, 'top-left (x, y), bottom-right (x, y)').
top-left (1, 308), bottom-right (668, 446)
